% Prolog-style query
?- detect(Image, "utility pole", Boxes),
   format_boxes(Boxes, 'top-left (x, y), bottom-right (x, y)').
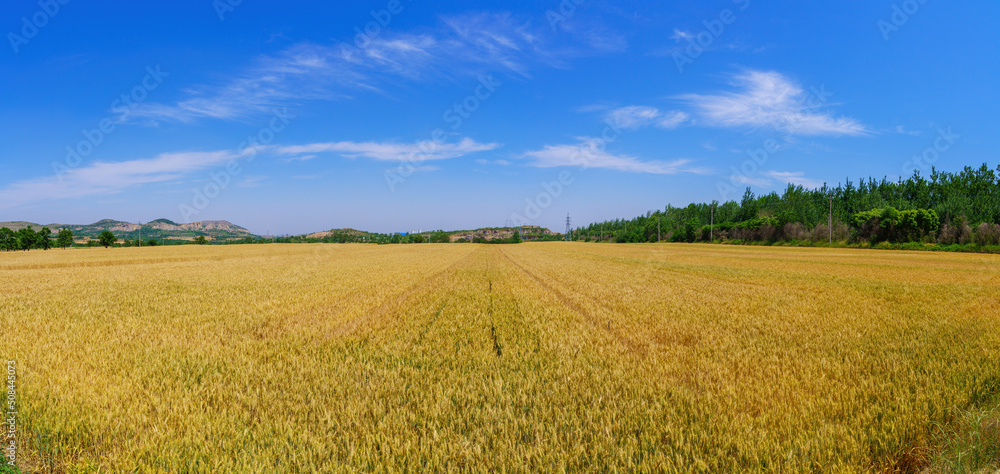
top-left (565, 214), bottom-right (572, 242)
top-left (711, 205), bottom-right (715, 243)
top-left (138, 221), bottom-right (141, 247)
top-left (829, 194), bottom-right (833, 244)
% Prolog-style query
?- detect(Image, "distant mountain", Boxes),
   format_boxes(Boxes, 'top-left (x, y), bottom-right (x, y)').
top-left (305, 228), bottom-right (379, 240)
top-left (302, 225), bottom-right (561, 242)
top-left (0, 219), bottom-right (258, 242)
top-left (445, 226), bottom-right (559, 242)
top-left (0, 221), bottom-right (57, 231)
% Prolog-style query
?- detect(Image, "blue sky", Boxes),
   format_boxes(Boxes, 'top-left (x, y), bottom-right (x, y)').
top-left (1, 0), bottom-right (997, 235)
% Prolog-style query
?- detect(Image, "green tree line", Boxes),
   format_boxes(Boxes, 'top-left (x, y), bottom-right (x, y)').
top-left (577, 164), bottom-right (1000, 247)
top-left (0, 226), bottom-right (62, 251)
top-left (0, 227), bottom-right (135, 251)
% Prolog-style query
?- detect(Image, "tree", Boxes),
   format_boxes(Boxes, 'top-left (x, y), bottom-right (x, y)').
top-left (146, 239), bottom-right (158, 247)
top-left (57, 229), bottom-right (74, 249)
top-left (37, 227), bottom-right (53, 250)
top-left (193, 235), bottom-right (208, 245)
top-left (16, 227), bottom-right (37, 251)
top-left (99, 231), bottom-right (118, 248)
top-left (429, 231), bottom-right (450, 243)
top-left (0, 227), bottom-right (14, 251)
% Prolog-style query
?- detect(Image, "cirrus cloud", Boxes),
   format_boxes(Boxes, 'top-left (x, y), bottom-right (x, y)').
top-left (0, 151), bottom-right (238, 211)
top-left (522, 138), bottom-right (707, 175)
top-left (124, 12), bottom-right (622, 124)
top-left (274, 137), bottom-right (501, 163)
top-left (678, 70), bottom-right (869, 136)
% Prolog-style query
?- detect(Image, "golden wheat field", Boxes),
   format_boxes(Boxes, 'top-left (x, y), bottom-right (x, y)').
top-left (1, 243), bottom-right (999, 472)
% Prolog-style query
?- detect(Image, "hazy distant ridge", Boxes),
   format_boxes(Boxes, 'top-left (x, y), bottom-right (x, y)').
top-left (0, 219), bottom-right (256, 241)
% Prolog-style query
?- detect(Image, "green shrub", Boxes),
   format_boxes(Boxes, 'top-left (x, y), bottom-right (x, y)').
top-left (851, 207), bottom-right (939, 243)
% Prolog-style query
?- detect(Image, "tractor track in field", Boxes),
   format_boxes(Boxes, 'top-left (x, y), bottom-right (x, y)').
top-left (497, 247), bottom-right (644, 355)
top-left (330, 247), bottom-right (480, 338)
top-left (487, 278), bottom-right (503, 358)
top-left (416, 299), bottom-right (452, 346)
top-left (265, 247), bottom-right (477, 341)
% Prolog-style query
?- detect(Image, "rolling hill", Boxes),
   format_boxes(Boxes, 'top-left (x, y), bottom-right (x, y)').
top-left (0, 219), bottom-right (258, 242)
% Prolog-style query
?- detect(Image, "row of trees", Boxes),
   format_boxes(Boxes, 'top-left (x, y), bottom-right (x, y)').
top-left (577, 164), bottom-right (1000, 246)
top-left (3, 224), bottom-right (530, 250)
top-left (1, 226), bottom-right (60, 251)
top-left (467, 232), bottom-right (522, 244)
top-left (270, 232), bottom-right (427, 244)
top-left (0, 227), bottom-right (121, 251)
top-left (270, 230), bottom-right (523, 245)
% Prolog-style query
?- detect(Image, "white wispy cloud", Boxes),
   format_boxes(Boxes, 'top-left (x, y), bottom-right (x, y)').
top-left (402, 165), bottom-right (440, 173)
top-left (274, 137), bottom-right (500, 163)
top-left (581, 29), bottom-right (628, 54)
top-left (550, 15), bottom-right (628, 54)
top-left (678, 70), bottom-right (868, 136)
top-left (762, 170), bottom-right (826, 189)
top-left (439, 12), bottom-right (551, 75)
top-left (658, 110), bottom-right (690, 129)
top-left (475, 158), bottom-right (512, 166)
top-left (604, 106), bottom-right (689, 130)
top-left (731, 175), bottom-right (773, 187)
top-left (237, 175), bottom-right (268, 188)
top-left (733, 170), bottom-right (826, 189)
top-left (0, 151), bottom-right (236, 210)
top-left (574, 102), bottom-right (616, 113)
top-left (656, 29), bottom-right (756, 57)
top-left (895, 125), bottom-right (923, 136)
top-left (671, 29), bottom-right (694, 41)
top-left (126, 13), bottom-right (601, 123)
top-left (522, 138), bottom-right (705, 175)
top-left (605, 106), bottom-right (659, 129)
top-left (279, 154), bottom-right (316, 163)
